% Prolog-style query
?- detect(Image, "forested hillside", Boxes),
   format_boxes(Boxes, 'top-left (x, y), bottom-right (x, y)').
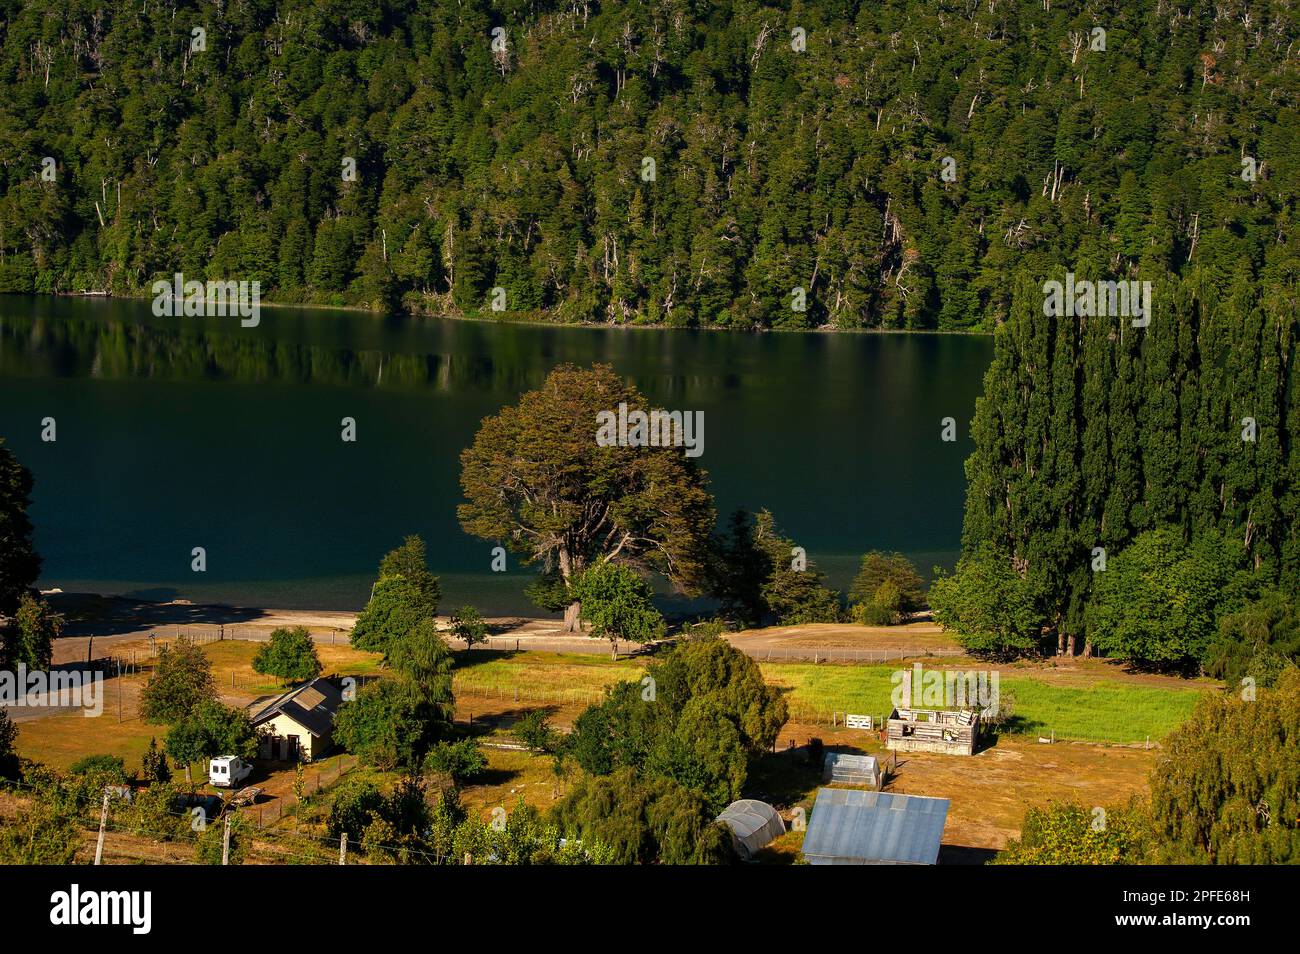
top-left (0, 0), bottom-right (1296, 329)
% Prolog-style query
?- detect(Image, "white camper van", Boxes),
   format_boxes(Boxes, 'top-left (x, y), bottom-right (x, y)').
top-left (208, 756), bottom-right (252, 788)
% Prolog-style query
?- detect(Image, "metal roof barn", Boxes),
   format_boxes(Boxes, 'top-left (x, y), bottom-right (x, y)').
top-left (716, 799), bottom-right (786, 860)
top-left (801, 788), bottom-right (949, 865)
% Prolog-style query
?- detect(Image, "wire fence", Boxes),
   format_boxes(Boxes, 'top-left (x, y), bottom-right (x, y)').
top-left (243, 754), bottom-right (358, 829)
top-left (748, 647), bottom-right (950, 664)
top-left (0, 771), bottom-right (491, 866)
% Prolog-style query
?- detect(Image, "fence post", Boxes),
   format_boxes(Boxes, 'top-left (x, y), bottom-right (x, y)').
top-left (339, 832), bottom-right (348, 865)
top-left (94, 791), bottom-right (110, 865)
top-left (221, 814), bottom-right (232, 865)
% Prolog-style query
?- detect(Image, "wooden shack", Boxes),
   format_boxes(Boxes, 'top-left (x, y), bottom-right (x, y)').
top-left (885, 707), bottom-right (979, 756)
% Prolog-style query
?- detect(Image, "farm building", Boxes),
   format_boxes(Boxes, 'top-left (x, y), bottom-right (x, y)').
top-left (885, 707), bottom-right (980, 756)
top-left (250, 677), bottom-right (343, 763)
top-left (801, 788), bottom-right (950, 865)
top-left (822, 751), bottom-right (882, 788)
top-left (715, 799), bottom-right (786, 860)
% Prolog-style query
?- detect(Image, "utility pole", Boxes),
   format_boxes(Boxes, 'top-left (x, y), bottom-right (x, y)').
top-left (94, 791), bottom-right (110, 864)
top-left (222, 815), bottom-right (232, 865)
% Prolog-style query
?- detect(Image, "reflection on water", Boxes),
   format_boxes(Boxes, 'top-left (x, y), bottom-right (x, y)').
top-left (0, 296), bottom-right (992, 614)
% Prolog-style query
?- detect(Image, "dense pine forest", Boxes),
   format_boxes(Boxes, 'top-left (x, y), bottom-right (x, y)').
top-left (0, 0), bottom-right (1296, 330)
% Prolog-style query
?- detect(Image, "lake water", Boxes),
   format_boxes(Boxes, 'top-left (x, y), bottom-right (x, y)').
top-left (0, 296), bottom-right (992, 615)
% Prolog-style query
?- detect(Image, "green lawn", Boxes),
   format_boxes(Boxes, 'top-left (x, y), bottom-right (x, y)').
top-left (446, 651), bottom-right (1209, 745)
top-left (451, 650), bottom-right (643, 706)
top-left (759, 662), bottom-right (1208, 745)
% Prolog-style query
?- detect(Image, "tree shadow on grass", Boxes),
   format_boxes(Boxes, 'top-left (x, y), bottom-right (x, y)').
top-left (939, 844), bottom-right (999, 865)
top-left (744, 745), bottom-right (823, 808)
top-left (460, 703), bottom-right (561, 735)
top-left (451, 647), bottom-right (522, 671)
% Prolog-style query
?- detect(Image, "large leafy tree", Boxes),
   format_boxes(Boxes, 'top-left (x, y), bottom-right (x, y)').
top-left (334, 680), bottom-right (447, 772)
top-left (337, 619), bottom-right (455, 770)
top-left (4, 593), bottom-right (62, 669)
top-left (459, 364), bottom-right (715, 632)
top-left (0, 439), bottom-right (40, 616)
top-left (710, 509), bottom-right (840, 627)
top-left (139, 639), bottom-right (216, 724)
top-left (1087, 529), bottom-right (1253, 672)
top-left (351, 535), bottom-right (441, 656)
top-left (351, 577), bottom-right (435, 657)
top-left (377, 535), bottom-right (441, 612)
top-left (570, 562), bottom-right (665, 658)
top-left (849, 551), bottom-right (926, 625)
top-left (1205, 591), bottom-right (1300, 689)
top-left (1148, 670), bottom-right (1300, 864)
top-left (567, 637), bottom-right (786, 811)
top-left (928, 546), bottom-right (1045, 659)
top-left (252, 626), bottom-right (322, 684)
top-left (552, 768), bottom-right (734, 865)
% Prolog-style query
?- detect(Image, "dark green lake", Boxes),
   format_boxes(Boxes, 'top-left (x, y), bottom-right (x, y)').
top-left (0, 296), bottom-right (992, 615)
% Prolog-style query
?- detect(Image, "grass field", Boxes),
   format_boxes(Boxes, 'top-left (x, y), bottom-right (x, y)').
top-left (16, 641), bottom-right (1210, 782)
top-left (450, 650), bottom-right (1209, 745)
top-left (13, 636), bottom-right (1208, 857)
top-left (760, 662), bottom-right (1209, 745)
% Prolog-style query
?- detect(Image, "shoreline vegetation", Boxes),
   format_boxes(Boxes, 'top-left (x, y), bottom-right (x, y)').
top-left (38, 290), bottom-right (990, 337)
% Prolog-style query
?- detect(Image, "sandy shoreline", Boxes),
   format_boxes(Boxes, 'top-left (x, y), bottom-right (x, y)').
top-left (42, 591), bottom-right (960, 667)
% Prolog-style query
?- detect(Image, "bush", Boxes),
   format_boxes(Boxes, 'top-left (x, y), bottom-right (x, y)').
top-left (996, 802), bottom-right (1149, 864)
top-left (849, 552), bottom-right (925, 622)
top-left (0, 709), bottom-right (19, 779)
top-left (195, 812), bottom-right (249, 865)
top-left (327, 778), bottom-right (386, 842)
top-left (423, 739), bottom-right (488, 784)
top-left (806, 737), bottom-right (824, 767)
top-left (140, 737), bottom-right (171, 784)
top-left (121, 783), bottom-right (188, 841)
top-left (513, 711), bottom-right (559, 754)
top-left (449, 605), bottom-right (488, 649)
top-left (68, 755), bottom-right (128, 783)
top-left (0, 783), bottom-right (81, 864)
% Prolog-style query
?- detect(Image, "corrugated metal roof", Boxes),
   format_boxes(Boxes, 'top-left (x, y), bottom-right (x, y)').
top-left (801, 788), bottom-right (949, 865)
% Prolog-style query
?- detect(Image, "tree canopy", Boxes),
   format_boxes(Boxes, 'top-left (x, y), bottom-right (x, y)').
top-left (459, 364), bottom-right (714, 631)
top-left (566, 636), bottom-right (787, 812)
top-left (1148, 670), bottom-right (1300, 863)
top-left (252, 626), bottom-right (323, 683)
top-left (0, 440), bottom-right (40, 617)
top-left (2, 1), bottom-right (1294, 336)
top-left (139, 639), bottom-right (215, 724)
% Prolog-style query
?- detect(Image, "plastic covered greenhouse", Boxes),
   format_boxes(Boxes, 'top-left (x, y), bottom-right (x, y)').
top-left (716, 799), bottom-right (786, 860)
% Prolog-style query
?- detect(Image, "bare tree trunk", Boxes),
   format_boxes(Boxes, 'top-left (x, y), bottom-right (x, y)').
top-left (1066, 633), bottom-right (1077, 656)
top-left (1056, 631), bottom-right (1067, 655)
top-left (562, 600), bottom-right (582, 633)
top-left (1083, 638), bottom-right (1094, 659)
